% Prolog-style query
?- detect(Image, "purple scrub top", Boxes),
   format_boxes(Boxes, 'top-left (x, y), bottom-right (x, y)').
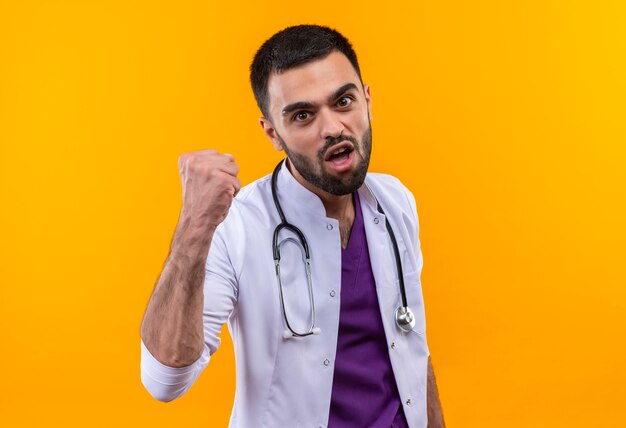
top-left (328, 191), bottom-right (408, 428)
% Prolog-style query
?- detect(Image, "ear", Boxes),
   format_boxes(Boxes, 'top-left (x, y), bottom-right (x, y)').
top-left (259, 117), bottom-right (284, 152)
top-left (363, 83), bottom-right (372, 121)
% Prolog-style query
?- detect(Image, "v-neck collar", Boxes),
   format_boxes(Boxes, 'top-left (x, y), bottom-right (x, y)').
top-left (342, 191), bottom-right (365, 257)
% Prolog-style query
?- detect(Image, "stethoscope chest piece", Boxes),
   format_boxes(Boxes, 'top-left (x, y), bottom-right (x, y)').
top-left (395, 306), bottom-right (416, 333)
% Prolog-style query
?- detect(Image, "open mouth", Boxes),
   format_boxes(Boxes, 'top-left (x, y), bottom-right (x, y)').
top-left (324, 142), bottom-right (354, 164)
top-left (324, 142), bottom-right (356, 172)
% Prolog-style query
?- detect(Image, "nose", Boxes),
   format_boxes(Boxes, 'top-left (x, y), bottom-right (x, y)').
top-left (318, 109), bottom-right (345, 141)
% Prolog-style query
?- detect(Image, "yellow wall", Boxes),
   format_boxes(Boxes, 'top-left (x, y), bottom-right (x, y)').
top-left (1, 1), bottom-right (625, 426)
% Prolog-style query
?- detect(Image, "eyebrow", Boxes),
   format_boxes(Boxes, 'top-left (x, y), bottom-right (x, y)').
top-left (281, 83), bottom-right (359, 117)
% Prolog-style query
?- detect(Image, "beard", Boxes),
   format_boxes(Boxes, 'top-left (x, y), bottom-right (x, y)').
top-left (278, 123), bottom-right (373, 196)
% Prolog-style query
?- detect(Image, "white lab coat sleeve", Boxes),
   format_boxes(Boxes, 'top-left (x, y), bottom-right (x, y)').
top-left (140, 339), bottom-right (210, 402)
top-left (140, 222), bottom-right (239, 402)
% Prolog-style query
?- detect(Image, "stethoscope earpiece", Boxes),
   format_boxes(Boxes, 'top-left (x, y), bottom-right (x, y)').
top-left (283, 327), bottom-right (322, 340)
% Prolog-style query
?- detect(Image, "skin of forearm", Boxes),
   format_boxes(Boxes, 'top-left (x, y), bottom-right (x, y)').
top-left (140, 214), bottom-right (215, 368)
top-left (427, 356), bottom-right (446, 428)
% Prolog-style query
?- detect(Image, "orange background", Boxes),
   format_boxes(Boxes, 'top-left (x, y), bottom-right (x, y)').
top-left (1, 1), bottom-right (625, 427)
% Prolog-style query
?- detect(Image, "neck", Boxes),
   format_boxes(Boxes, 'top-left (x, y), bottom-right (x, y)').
top-left (285, 159), bottom-right (356, 249)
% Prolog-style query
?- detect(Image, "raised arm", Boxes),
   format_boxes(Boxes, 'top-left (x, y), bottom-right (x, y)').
top-left (140, 150), bottom-right (240, 399)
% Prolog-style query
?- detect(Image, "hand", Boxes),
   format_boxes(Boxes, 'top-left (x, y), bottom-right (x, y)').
top-left (177, 149), bottom-right (241, 229)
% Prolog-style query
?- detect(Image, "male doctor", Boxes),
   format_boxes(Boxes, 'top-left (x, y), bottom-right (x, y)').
top-left (140, 25), bottom-right (445, 428)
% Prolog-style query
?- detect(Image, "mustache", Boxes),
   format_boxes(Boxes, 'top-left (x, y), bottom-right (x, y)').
top-left (318, 135), bottom-right (358, 159)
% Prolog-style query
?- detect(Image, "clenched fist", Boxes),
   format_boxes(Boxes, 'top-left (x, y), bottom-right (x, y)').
top-left (177, 149), bottom-right (241, 230)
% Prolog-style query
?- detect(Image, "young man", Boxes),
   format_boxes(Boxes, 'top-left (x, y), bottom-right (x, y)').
top-left (140, 25), bottom-right (444, 428)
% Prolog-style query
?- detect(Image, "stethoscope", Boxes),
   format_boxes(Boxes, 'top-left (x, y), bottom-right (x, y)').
top-left (271, 159), bottom-right (416, 339)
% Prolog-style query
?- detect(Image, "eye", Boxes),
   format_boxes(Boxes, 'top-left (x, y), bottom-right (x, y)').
top-left (337, 96), bottom-right (353, 108)
top-left (293, 111), bottom-right (310, 122)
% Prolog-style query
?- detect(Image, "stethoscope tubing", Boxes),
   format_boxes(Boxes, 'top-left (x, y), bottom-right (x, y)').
top-left (375, 201), bottom-right (408, 309)
top-left (271, 159), bottom-right (414, 337)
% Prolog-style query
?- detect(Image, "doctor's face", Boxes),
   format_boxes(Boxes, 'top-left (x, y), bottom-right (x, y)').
top-left (260, 51), bottom-right (373, 196)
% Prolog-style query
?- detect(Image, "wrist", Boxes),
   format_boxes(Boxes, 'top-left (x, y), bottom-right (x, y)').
top-left (171, 214), bottom-right (215, 259)
top-left (179, 208), bottom-right (220, 232)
